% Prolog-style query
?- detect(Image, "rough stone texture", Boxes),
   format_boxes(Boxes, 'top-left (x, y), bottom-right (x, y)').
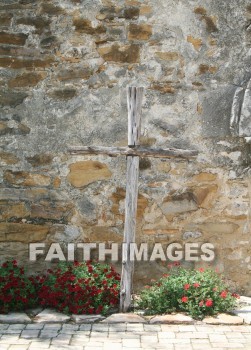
top-left (67, 161), bottom-right (112, 188)
top-left (203, 313), bottom-right (244, 325)
top-left (0, 223), bottom-right (49, 242)
top-left (149, 314), bottom-right (194, 324)
top-left (102, 313), bottom-right (146, 323)
top-left (0, 0), bottom-right (250, 295)
top-left (233, 306), bottom-right (251, 324)
top-left (33, 309), bottom-right (71, 323)
top-left (4, 171), bottom-right (51, 187)
top-left (72, 315), bottom-right (105, 323)
top-left (0, 313), bottom-right (31, 324)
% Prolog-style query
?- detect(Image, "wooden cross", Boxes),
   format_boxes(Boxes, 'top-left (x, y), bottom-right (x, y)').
top-left (69, 87), bottom-right (198, 312)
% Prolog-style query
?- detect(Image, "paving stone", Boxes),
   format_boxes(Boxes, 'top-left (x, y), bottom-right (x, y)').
top-left (51, 333), bottom-right (72, 345)
top-left (25, 324), bottom-right (44, 330)
top-left (160, 325), bottom-right (180, 332)
top-left (143, 324), bottom-right (161, 331)
top-left (122, 338), bottom-right (141, 347)
top-left (90, 331), bottom-right (108, 338)
top-left (39, 331), bottom-right (59, 339)
top-left (103, 343), bottom-right (122, 350)
top-left (102, 313), bottom-right (146, 323)
top-left (0, 345), bottom-right (10, 350)
top-left (62, 324), bottom-right (79, 331)
top-left (203, 313), bottom-right (244, 325)
top-left (50, 346), bottom-right (83, 350)
top-left (29, 341), bottom-right (50, 349)
top-left (158, 331), bottom-right (176, 338)
top-left (71, 314), bottom-right (105, 324)
top-left (108, 323), bottom-right (127, 332)
top-left (79, 324), bottom-right (92, 331)
top-left (211, 342), bottom-right (244, 348)
top-left (61, 324), bottom-right (79, 334)
top-left (43, 324), bottom-right (62, 330)
top-left (0, 325), bottom-right (9, 330)
top-left (230, 325), bottom-right (251, 332)
top-left (21, 329), bottom-right (40, 338)
top-left (149, 313), bottom-right (194, 324)
top-left (2, 329), bottom-right (21, 334)
top-left (141, 335), bottom-right (158, 343)
top-left (233, 306), bottom-right (251, 324)
top-left (92, 323), bottom-right (109, 332)
top-left (127, 323), bottom-right (144, 332)
top-left (109, 331), bottom-right (139, 339)
top-left (178, 325), bottom-right (197, 332)
top-left (8, 324), bottom-right (26, 330)
top-left (33, 309), bottom-right (71, 323)
top-left (0, 313), bottom-right (31, 324)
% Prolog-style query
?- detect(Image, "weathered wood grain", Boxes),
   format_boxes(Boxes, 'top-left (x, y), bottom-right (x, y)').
top-left (69, 146), bottom-right (198, 159)
top-left (120, 155), bottom-right (140, 312)
top-left (127, 86), bottom-right (144, 147)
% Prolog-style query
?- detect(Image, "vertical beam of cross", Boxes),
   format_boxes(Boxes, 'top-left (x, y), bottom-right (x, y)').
top-left (68, 86), bottom-right (198, 313)
top-left (120, 87), bottom-right (144, 313)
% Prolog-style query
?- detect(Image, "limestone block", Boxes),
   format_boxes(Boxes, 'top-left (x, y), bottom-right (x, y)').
top-left (102, 313), bottom-right (146, 323)
top-left (192, 172), bottom-right (217, 182)
top-left (0, 223), bottom-right (49, 242)
top-left (128, 23), bottom-right (152, 40)
top-left (203, 313), bottom-right (244, 325)
top-left (0, 152), bottom-right (19, 165)
top-left (198, 222), bottom-right (239, 234)
top-left (8, 72), bottom-right (47, 88)
top-left (162, 193), bottom-right (198, 216)
top-left (72, 314), bottom-right (105, 323)
top-left (0, 313), bottom-right (31, 324)
top-left (97, 44), bottom-right (140, 63)
top-left (4, 171), bottom-right (51, 187)
top-left (150, 313), bottom-right (193, 324)
top-left (34, 309), bottom-right (71, 323)
top-left (67, 161), bottom-right (112, 188)
top-left (0, 31), bottom-right (27, 45)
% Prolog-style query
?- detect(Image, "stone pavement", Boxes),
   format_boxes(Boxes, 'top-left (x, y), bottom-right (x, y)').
top-left (0, 296), bottom-right (250, 350)
top-left (0, 323), bottom-right (251, 350)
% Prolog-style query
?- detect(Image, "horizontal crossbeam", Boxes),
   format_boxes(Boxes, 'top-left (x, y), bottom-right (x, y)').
top-left (68, 146), bottom-right (198, 159)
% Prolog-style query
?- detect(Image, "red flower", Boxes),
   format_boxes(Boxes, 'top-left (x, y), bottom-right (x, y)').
top-left (198, 268), bottom-right (204, 272)
top-left (231, 293), bottom-right (240, 299)
top-left (199, 300), bottom-right (204, 307)
top-left (184, 284), bottom-right (190, 290)
top-left (193, 283), bottom-right (200, 288)
top-left (205, 299), bottom-right (213, 307)
top-left (220, 291), bottom-right (228, 298)
top-left (181, 296), bottom-right (188, 303)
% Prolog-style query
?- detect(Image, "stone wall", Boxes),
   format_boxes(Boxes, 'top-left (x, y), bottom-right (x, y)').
top-left (0, 0), bottom-right (251, 295)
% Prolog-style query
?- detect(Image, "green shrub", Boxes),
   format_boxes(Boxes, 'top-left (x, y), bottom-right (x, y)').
top-left (137, 264), bottom-right (239, 319)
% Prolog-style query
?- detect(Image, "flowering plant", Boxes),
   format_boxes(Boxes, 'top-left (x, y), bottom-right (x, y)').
top-left (0, 260), bottom-right (38, 313)
top-left (137, 264), bottom-right (239, 319)
top-left (38, 261), bottom-right (120, 315)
